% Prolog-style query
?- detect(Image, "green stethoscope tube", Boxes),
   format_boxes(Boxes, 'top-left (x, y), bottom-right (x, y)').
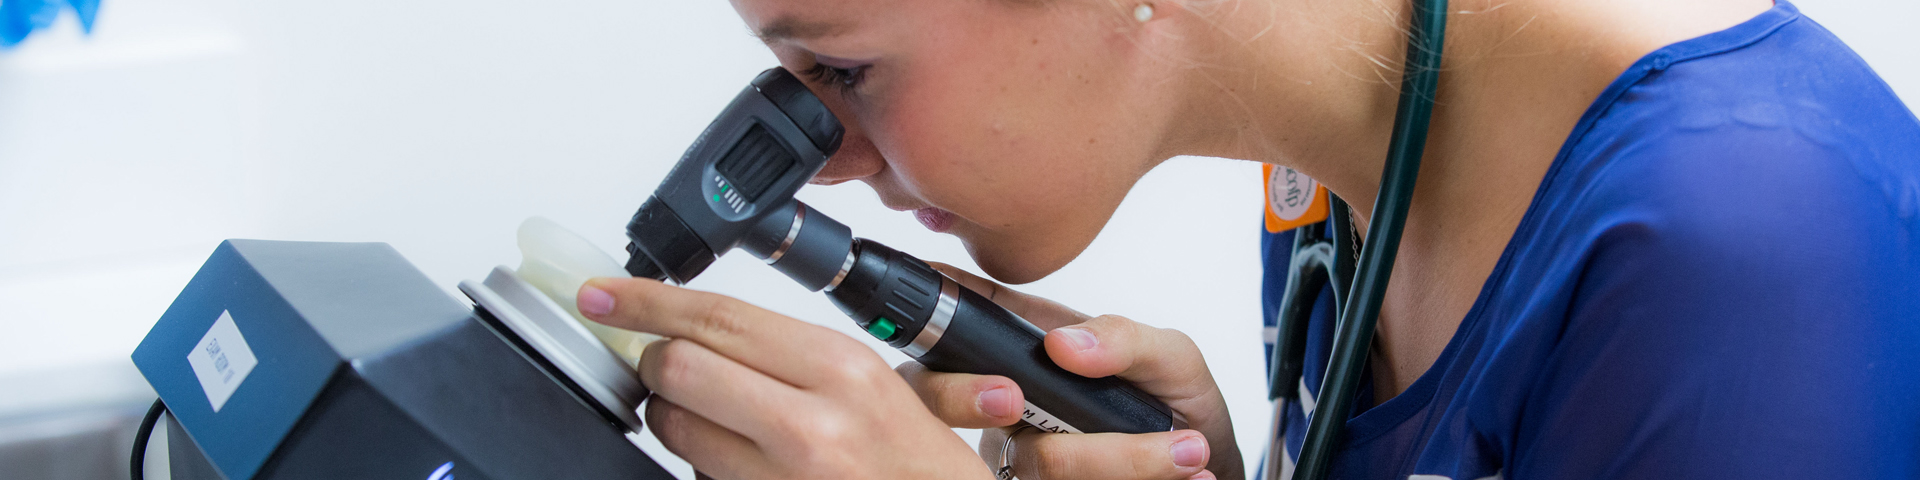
top-left (1282, 0), bottom-right (1448, 478)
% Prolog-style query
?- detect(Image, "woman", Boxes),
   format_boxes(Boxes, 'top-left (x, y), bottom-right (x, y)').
top-left (575, 0), bottom-right (1920, 478)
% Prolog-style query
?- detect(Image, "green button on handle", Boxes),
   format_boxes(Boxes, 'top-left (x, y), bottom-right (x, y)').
top-left (865, 317), bottom-right (899, 341)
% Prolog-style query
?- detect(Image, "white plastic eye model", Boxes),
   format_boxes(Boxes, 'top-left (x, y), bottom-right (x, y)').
top-left (516, 216), bottom-right (661, 367)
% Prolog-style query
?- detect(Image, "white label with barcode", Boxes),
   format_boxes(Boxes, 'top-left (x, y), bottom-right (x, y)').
top-left (186, 310), bottom-right (259, 412)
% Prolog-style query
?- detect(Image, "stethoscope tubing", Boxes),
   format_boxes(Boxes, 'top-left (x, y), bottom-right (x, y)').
top-left (1271, 0), bottom-right (1450, 479)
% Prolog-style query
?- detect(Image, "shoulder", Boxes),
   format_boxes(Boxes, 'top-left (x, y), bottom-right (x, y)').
top-left (1501, 121), bottom-right (1920, 478)
top-left (1495, 28), bottom-right (1920, 474)
top-left (1474, 8), bottom-right (1920, 476)
top-left (1548, 7), bottom-right (1920, 266)
top-left (1544, 48), bottom-right (1920, 332)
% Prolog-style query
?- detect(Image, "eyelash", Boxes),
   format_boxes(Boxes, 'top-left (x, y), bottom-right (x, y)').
top-left (803, 62), bottom-right (868, 95)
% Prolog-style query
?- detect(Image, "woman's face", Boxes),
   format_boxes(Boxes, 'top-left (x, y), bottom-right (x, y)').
top-left (732, 0), bottom-right (1186, 283)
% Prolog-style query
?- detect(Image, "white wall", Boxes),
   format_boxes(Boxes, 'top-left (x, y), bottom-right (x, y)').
top-left (0, 0), bottom-right (1910, 478)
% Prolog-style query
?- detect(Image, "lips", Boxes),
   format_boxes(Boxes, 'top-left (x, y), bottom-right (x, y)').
top-left (914, 207), bottom-right (956, 233)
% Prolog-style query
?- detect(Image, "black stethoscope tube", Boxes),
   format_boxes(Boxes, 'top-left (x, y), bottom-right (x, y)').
top-left (1269, 197), bottom-right (1356, 403)
top-left (1280, 0), bottom-right (1448, 478)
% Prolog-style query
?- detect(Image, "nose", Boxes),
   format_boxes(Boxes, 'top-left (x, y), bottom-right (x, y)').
top-left (811, 130), bottom-right (884, 185)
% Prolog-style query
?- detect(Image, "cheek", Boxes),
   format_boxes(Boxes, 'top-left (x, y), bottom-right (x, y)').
top-left (867, 57), bottom-right (1140, 230)
top-left (837, 3), bottom-right (1159, 281)
top-left (871, 99), bottom-right (1096, 230)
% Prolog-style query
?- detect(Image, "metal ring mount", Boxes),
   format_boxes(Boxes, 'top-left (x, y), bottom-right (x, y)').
top-left (996, 424), bottom-right (1038, 480)
top-left (765, 205), bottom-right (805, 264)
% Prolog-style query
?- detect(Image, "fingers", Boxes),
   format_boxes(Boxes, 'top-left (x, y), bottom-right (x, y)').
top-left (637, 337), bottom-right (813, 441)
top-left (644, 398), bottom-right (774, 480)
top-left (580, 277), bottom-right (876, 388)
top-left (1037, 316), bottom-right (1244, 479)
top-left (992, 428), bottom-right (1214, 480)
top-left (1042, 315), bottom-right (1216, 402)
top-left (926, 262), bottom-right (1091, 330)
top-left (896, 362), bottom-right (1026, 429)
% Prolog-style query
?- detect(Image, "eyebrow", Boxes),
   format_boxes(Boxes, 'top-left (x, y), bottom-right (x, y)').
top-left (754, 16), bottom-right (848, 43)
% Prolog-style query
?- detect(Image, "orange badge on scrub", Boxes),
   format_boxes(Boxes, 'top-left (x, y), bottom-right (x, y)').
top-left (1264, 164), bottom-right (1330, 233)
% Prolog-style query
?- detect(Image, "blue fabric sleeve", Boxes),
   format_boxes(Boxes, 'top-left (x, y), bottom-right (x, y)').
top-left (1508, 123), bottom-right (1920, 478)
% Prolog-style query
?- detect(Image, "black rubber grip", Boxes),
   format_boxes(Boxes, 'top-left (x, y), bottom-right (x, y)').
top-left (916, 287), bottom-right (1175, 434)
top-left (827, 240), bottom-right (1174, 435)
top-left (827, 240), bottom-right (940, 343)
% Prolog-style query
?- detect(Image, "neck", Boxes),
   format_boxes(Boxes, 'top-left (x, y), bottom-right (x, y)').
top-left (1168, 0), bottom-right (1608, 219)
top-left (1169, 0), bottom-right (1774, 400)
top-left (1172, 0), bottom-right (1769, 224)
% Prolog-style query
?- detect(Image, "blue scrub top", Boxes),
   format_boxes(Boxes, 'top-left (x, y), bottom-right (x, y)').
top-left (1260, 2), bottom-right (1920, 478)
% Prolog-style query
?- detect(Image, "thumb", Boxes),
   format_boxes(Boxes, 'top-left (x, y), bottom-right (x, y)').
top-left (926, 262), bottom-right (1091, 330)
top-left (1044, 315), bottom-right (1218, 406)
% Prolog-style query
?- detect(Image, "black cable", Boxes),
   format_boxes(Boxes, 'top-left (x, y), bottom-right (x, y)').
top-left (1269, 196), bottom-right (1358, 401)
top-left (1326, 196), bottom-right (1358, 302)
top-left (1289, 0), bottom-right (1449, 478)
top-left (132, 398), bottom-right (166, 480)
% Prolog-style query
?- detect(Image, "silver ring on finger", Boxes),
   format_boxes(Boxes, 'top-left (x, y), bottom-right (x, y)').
top-left (997, 424), bottom-right (1037, 480)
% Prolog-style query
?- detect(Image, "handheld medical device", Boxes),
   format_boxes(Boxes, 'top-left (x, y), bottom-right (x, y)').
top-left (619, 68), bottom-right (1181, 435)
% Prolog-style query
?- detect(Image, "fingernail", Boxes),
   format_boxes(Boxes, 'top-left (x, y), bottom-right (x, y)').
top-left (578, 284), bottom-right (615, 317)
top-left (1055, 327), bottom-right (1098, 353)
top-left (1188, 471), bottom-right (1216, 480)
top-left (1170, 436), bottom-right (1207, 468)
top-left (978, 387), bottom-right (1018, 418)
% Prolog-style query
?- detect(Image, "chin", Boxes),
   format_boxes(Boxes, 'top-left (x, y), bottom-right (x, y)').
top-left (961, 239), bottom-right (1076, 285)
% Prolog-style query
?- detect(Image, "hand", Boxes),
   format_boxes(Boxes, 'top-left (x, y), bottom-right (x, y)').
top-left (578, 277), bottom-right (995, 480)
top-left (898, 263), bottom-right (1243, 480)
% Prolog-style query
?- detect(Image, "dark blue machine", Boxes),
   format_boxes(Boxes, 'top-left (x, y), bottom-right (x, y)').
top-left (131, 240), bottom-right (674, 480)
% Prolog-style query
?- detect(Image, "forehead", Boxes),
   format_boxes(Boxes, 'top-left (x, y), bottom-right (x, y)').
top-left (729, 0), bottom-right (885, 43)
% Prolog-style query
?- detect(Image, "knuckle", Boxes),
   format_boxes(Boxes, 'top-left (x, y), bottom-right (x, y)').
top-left (775, 408), bottom-right (836, 442)
top-left (932, 385), bottom-right (974, 419)
top-left (689, 296), bottom-right (751, 338)
top-left (1089, 313), bottom-right (1135, 328)
top-left (820, 356), bottom-right (878, 386)
top-left (645, 403), bottom-right (692, 451)
top-left (810, 415), bottom-right (857, 447)
top-left (1082, 314), bottom-right (1136, 343)
top-left (778, 415), bottom-right (860, 473)
top-left (819, 341), bottom-right (891, 386)
top-left (1086, 314), bottom-right (1139, 340)
top-left (1029, 435), bottom-right (1078, 480)
top-left (910, 374), bottom-right (979, 422)
top-left (791, 442), bottom-right (855, 480)
top-left (653, 340), bottom-right (702, 392)
top-left (1128, 437), bottom-right (1171, 478)
top-left (1159, 326), bottom-right (1200, 353)
top-left (660, 410), bottom-right (693, 443)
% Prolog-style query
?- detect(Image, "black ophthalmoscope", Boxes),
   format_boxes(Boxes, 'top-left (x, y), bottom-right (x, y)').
top-left (621, 68), bottom-right (1180, 435)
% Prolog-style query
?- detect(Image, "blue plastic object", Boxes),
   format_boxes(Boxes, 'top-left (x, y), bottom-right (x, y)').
top-left (1, 0), bottom-right (99, 48)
